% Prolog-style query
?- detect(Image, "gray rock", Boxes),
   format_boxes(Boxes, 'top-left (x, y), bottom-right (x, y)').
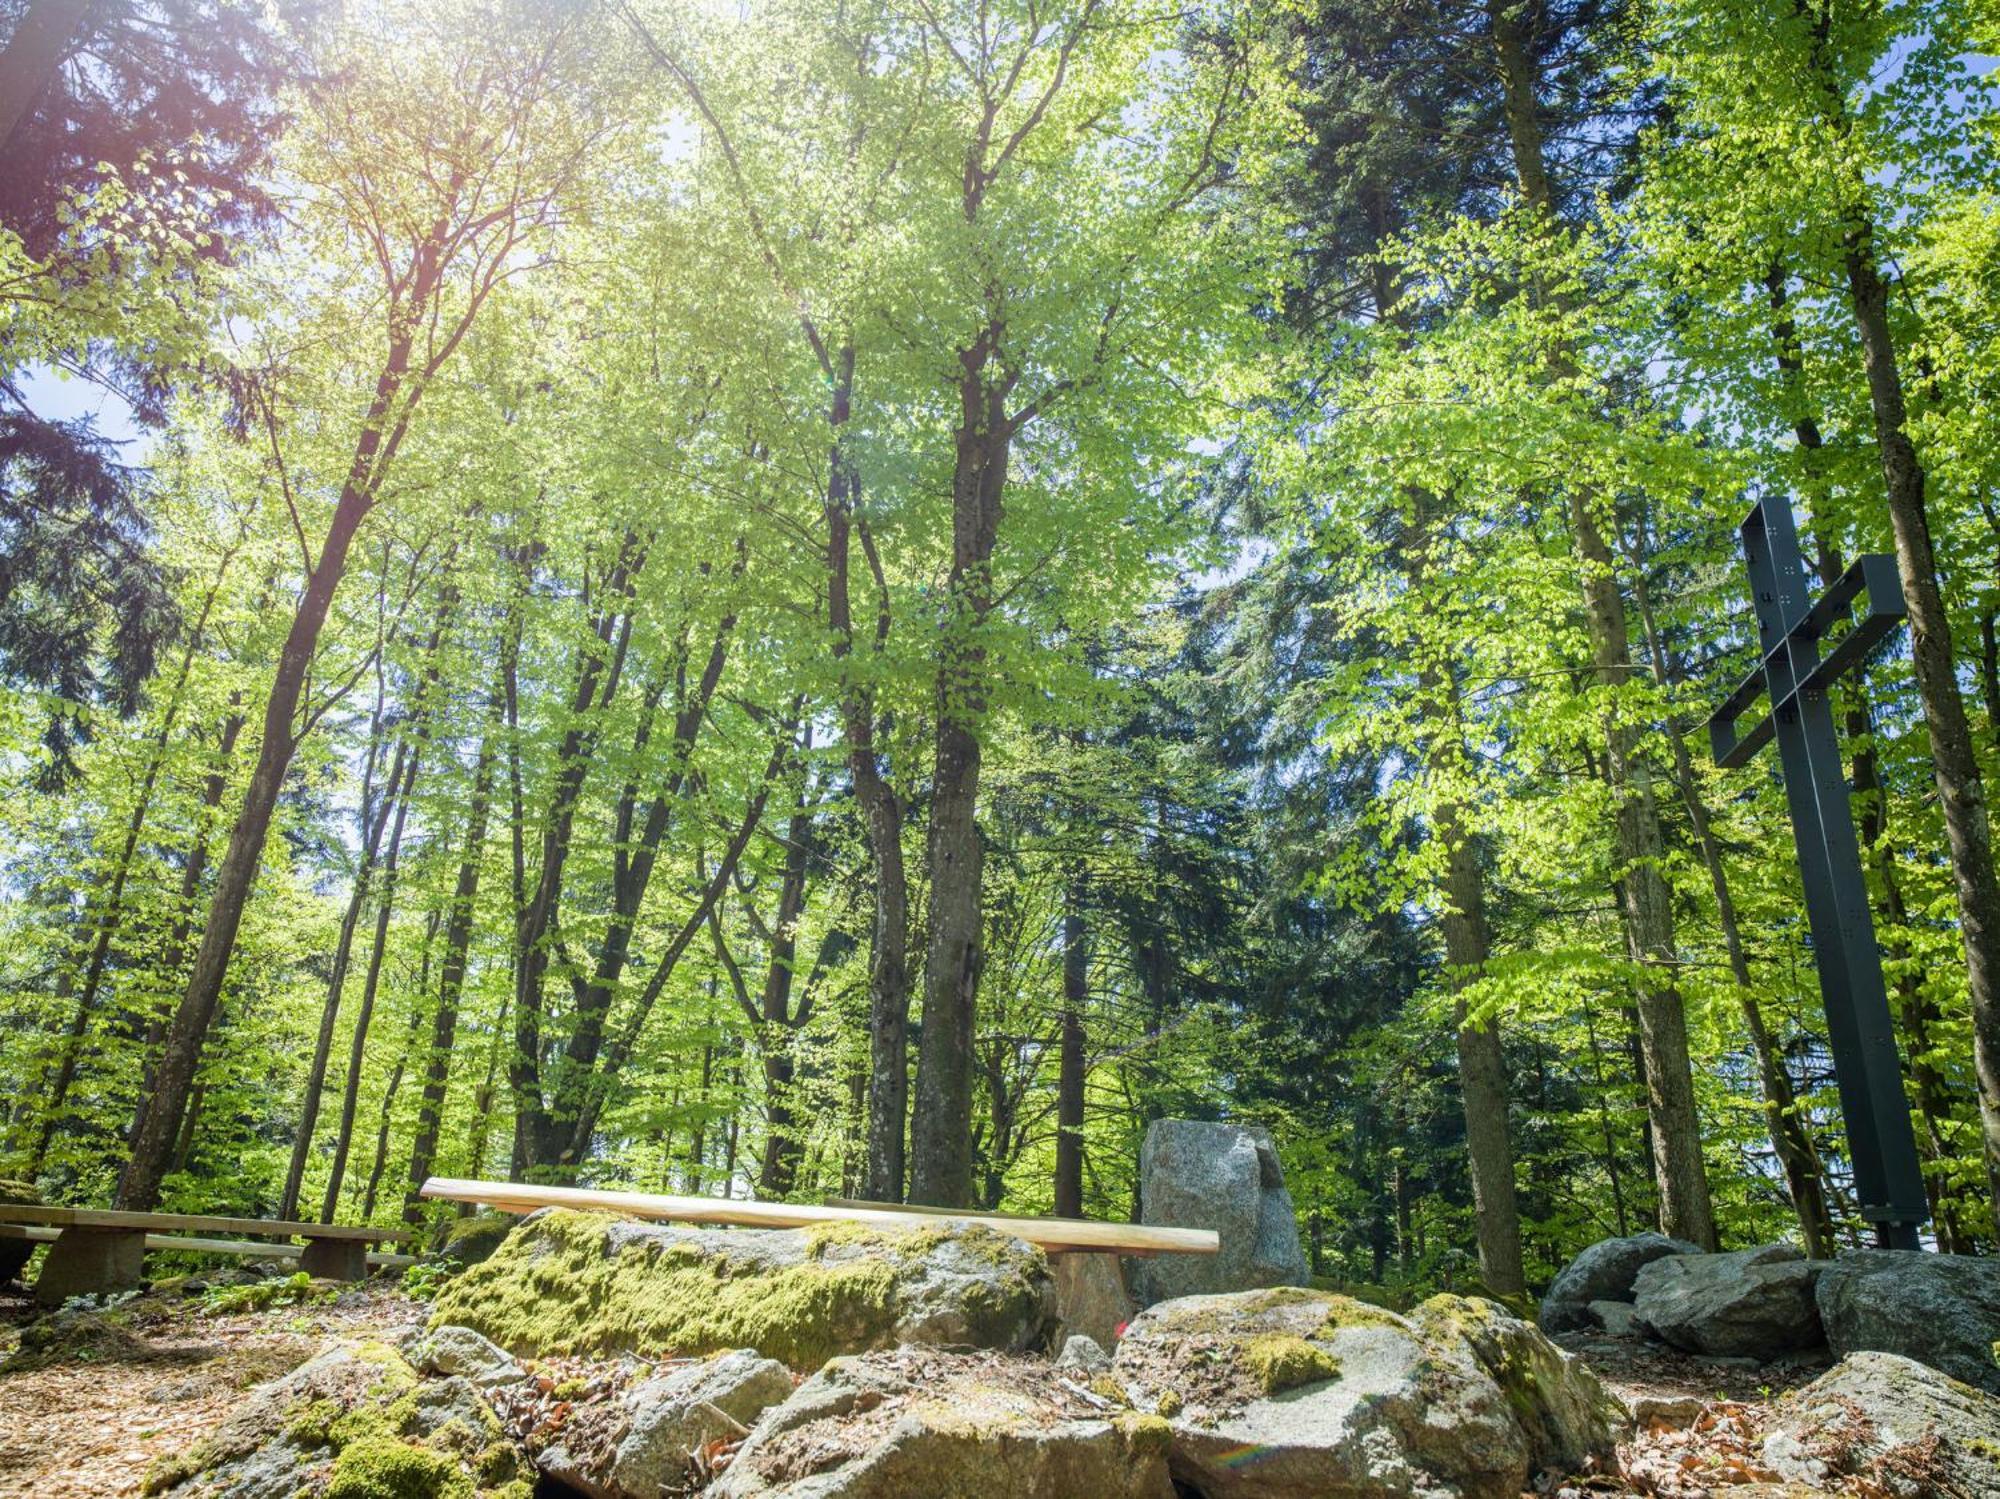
top-left (1112, 1287), bottom-right (1623, 1499)
top-left (712, 1348), bottom-right (1173, 1498)
top-left (1631, 1243), bottom-right (1825, 1359)
top-left (542, 1348), bottom-right (795, 1499)
top-left (432, 1207), bottom-right (1056, 1367)
top-left (1054, 1334), bottom-right (1111, 1375)
top-left (1050, 1250), bottom-right (1134, 1348)
top-left (1761, 1350), bottom-right (2000, 1497)
top-left (1128, 1120), bottom-right (1307, 1306)
top-left (1816, 1248), bottom-right (2000, 1394)
top-left (399, 1322), bottom-right (523, 1388)
top-left (1588, 1299), bottom-right (1643, 1338)
top-left (147, 1342), bottom-right (531, 1498)
top-left (1539, 1233), bottom-right (1701, 1333)
top-left (1412, 1295), bottom-right (1630, 1476)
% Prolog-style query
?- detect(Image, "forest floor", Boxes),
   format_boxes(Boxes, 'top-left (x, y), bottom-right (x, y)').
top-left (0, 1279), bottom-right (425, 1499)
top-left (0, 1282), bottom-right (1841, 1499)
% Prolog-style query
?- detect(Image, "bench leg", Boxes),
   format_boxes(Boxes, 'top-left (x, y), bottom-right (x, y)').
top-left (34, 1227), bottom-right (147, 1305)
top-left (299, 1237), bottom-right (369, 1281)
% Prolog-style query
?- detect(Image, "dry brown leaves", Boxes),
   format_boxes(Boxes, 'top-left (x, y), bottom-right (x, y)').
top-left (0, 1284), bottom-right (418, 1499)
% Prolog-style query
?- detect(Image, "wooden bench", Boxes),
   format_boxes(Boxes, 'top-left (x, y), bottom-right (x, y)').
top-left (0, 1206), bottom-right (415, 1305)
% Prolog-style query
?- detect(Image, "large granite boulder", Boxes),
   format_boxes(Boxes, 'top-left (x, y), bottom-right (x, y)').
top-left (712, 1347), bottom-right (1173, 1498)
top-left (1631, 1243), bottom-right (1825, 1359)
top-left (1111, 1286), bottom-right (1624, 1498)
top-left (1761, 1351), bottom-right (2000, 1496)
top-left (430, 1209), bottom-right (1054, 1369)
top-left (1815, 1249), bottom-right (2000, 1394)
top-left (143, 1341), bottom-right (532, 1499)
top-left (540, 1348), bottom-right (794, 1499)
top-left (1128, 1121), bottom-right (1307, 1306)
top-left (1539, 1232), bottom-right (1701, 1333)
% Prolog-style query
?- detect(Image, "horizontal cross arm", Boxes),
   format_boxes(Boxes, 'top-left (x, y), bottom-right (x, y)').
top-left (1709, 665), bottom-right (1776, 770)
top-left (1708, 552), bottom-right (1903, 770)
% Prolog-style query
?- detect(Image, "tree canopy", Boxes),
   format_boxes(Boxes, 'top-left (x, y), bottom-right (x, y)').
top-left (1, 0), bottom-right (1996, 1287)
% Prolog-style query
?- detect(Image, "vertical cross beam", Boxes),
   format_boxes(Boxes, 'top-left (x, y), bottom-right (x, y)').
top-left (1719, 494), bottom-right (1927, 1249)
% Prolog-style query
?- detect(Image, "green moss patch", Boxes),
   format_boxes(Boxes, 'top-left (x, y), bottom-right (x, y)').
top-left (1241, 1333), bottom-right (1341, 1394)
top-left (147, 1342), bottom-right (529, 1499)
top-left (325, 1436), bottom-right (473, 1499)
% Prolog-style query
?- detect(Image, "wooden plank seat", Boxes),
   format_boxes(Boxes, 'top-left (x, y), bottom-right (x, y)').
top-left (420, 1176), bottom-right (1220, 1257)
top-left (0, 1204), bottom-right (414, 1304)
top-left (0, 1223), bottom-right (415, 1269)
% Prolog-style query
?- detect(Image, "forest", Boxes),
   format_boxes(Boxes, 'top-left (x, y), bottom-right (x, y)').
top-left (2, 0), bottom-right (1997, 1321)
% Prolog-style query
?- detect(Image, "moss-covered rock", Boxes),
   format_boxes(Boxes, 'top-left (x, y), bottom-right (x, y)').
top-left (440, 1213), bottom-right (516, 1268)
top-left (429, 1209), bottom-right (1054, 1369)
top-left (3, 1308), bottom-right (163, 1372)
top-left (713, 1347), bottom-right (1174, 1498)
top-left (1413, 1293), bottom-right (1628, 1472)
top-left (1112, 1286), bottom-right (1620, 1499)
top-left (143, 1340), bottom-right (531, 1499)
top-left (1761, 1350), bottom-right (2000, 1495)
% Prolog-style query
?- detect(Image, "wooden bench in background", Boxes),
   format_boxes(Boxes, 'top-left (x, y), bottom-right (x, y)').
top-left (0, 1205), bottom-right (415, 1305)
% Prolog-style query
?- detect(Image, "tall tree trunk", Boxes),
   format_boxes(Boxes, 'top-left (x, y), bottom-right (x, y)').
top-left (511, 537), bottom-right (643, 1176)
top-left (1489, 0), bottom-right (1717, 1249)
top-left (403, 713), bottom-right (497, 1224)
top-left (117, 231), bottom-right (442, 1208)
top-left (909, 323), bottom-right (1013, 1208)
top-left (1839, 219), bottom-right (2000, 1218)
top-left (824, 343), bottom-right (912, 1203)
top-left (362, 911), bottom-right (437, 1221)
top-left (1440, 823), bottom-right (1528, 1293)
top-left (755, 767), bottom-right (818, 1200)
top-left (119, 496), bottom-right (379, 1208)
top-left (281, 671), bottom-right (399, 1221)
top-left (321, 726), bottom-right (424, 1219)
top-left (1054, 881), bottom-right (1087, 1220)
top-left (28, 558), bottom-right (234, 1174)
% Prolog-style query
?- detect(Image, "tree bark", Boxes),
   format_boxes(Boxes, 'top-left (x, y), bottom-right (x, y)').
top-left (280, 661), bottom-right (400, 1221)
top-left (118, 459), bottom-right (389, 1208)
top-left (824, 343), bottom-right (912, 1204)
top-left (28, 559), bottom-right (232, 1174)
top-left (755, 771), bottom-right (818, 1199)
top-left (1840, 219), bottom-right (2000, 1218)
top-left (1054, 880), bottom-right (1087, 1220)
top-left (320, 725), bottom-right (424, 1220)
top-left (403, 713), bottom-right (497, 1224)
top-left (909, 321), bottom-right (1013, 1208)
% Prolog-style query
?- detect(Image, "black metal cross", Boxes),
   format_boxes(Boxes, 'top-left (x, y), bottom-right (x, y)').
top-left (1709, 493), bottom-right (1928, 1251)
